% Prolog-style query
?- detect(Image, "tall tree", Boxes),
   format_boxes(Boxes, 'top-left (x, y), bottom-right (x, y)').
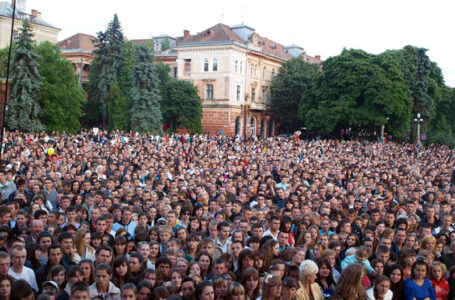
top-left (270, 58), bottom-right (319, 132)
top-left (6, 19), bottom-right (44, 132)
top-left (86, 14), bottom-right (124, 128)
top-left (130, 45), bottom-right (162, 133)
top-left (35, 42), bottom-right (86, 133)
top-left (299, 49), bottom-right (412, 138)
top-left (161, 78), bottom-right (202, 134)
top-left (107, 82), bottom-right (129, 130)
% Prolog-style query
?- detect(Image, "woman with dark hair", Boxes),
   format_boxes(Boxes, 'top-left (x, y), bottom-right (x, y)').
top-left (113, 235), bottom-right (128, 258)
top-left (0, 275), bottom-right (13, 300)
top-left (195, 252), bottom-right (212, 280)
top-left (111, 256), bottom-right (131, 289)
top-left (188, 217), bottom-right (202, 234)
top-left (10, 279), bottom-right (33, 300)
top-left (261, 240), bottom-right (280, 270)
top-left (195, 281), bottom-right (214, 300)
top-left (367, 275), bottom-right (393, 300)
top-left (316, 258), bottom-right (335, 298)
top-left (235, 249), bottom-right (255, 280)
top-left (403, 260), bottom-right (436, 300)
top-left (79, 260), bottom-right (95, 286)
top-left (386, 265), bottom-right (403, 300)
top-left (240, 268), bottom-right (260, 300)
top-left (25, 243), bottom-right (41, 271)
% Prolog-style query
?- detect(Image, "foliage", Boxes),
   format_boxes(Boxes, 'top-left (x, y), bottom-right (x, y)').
top-left (299, 49), bottom-right (413, 138)
top-left (130, 45), bottom-right (162, 133)
top-left (107, 83), bottom-right (129, 130)
top-left (161, 78), bottom-right (202, 134)
top-left (270, 58), bottom-right (319, 131)
top-left (35, 42), bottom-right (86, 133)
top-left (85, 14), bottom-right (124, 127)
top-left (161, 38), bottom-right (170, 51)
top-left (6, 19), bottom-right (44, 132)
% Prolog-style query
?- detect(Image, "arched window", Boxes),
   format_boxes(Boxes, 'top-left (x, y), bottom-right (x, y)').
top-left (251, 64), bottom-right (254, 76)
top-left (213, 58), bottom-right (218, 71)
top-left (250, 117), bottom-right (256, 136)
top-left (204, 58), bottom-right (209, 72)
top-left (268, 119), bottom-right (275, 137)
top-left (240, 61), bottom-right (243, 73)
top-left (235, 60), bottom-right (238, 72)
top-left (271, 68), bottom-right (275, 79)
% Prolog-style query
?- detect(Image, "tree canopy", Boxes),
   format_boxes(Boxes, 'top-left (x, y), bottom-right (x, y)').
top-left (270, 58), bottom-right (319, 131)
top-left (6, 19), bottom-right (44, 132)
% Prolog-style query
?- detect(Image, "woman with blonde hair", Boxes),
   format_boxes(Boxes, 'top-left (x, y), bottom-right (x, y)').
top-left (334, 263), bottom-right (367, 300)
top-left (74, 228), bottom-right (95, 263)
top-left (228, 282), bottom-right (246, 300)
top-left (421, 235), bottom-right (437, 254)
top-left (296, 260), bottom-right (323, 300)
top-left (261, 274), bottom-right (281, 300)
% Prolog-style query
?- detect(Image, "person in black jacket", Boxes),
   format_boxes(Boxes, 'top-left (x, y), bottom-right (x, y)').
top-left (36, 244), bottom-right (64, 289)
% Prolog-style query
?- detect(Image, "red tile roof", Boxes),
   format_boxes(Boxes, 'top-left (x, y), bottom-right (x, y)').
top-left (58, 33), bottom-right (97, 52)
top-left (180, 23), bottom-right (246, 45)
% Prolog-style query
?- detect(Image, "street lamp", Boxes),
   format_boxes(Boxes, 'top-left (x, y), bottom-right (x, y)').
top-left (380, 117), bottom-right (389, 141)
top-left (414, 113), bottom-right (423, 144)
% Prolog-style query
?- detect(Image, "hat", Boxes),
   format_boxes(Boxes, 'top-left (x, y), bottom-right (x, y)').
top-left (43, 281), bottom-right (59, 290)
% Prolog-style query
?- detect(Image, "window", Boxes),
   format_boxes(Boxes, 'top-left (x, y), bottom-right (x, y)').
top-left (237, 85), bottom-right (241, 101)
top-left (251, 87), bottom-right (256, 102)
top-left (251, 64), bottom-right (254, 76)
top-left (255, 64), bottom-right (258, 76)
top-left (173, 67), bottom-right (178, 78)
top-left (206, 84), bottom-right (213, 99)
top-left (250, 117), bottom-right (256, 136)
top-left (235, 60), bottom-right (238, 72)
top-left (263, 67), bottom-right (266, 79)
top-left (235, 117), bottom-right (241, 135)
top-left (184, 59), bottom-right (191, 75)
top-left (213, 58), bottom-right (218, 71)
top-left (272, 69), bottom-right (275, 80)
top-left (262, 89), bottom-right (267, 103)
top-left (240, 61), bottom-right (243, 73)
top-left (204, 58), bottom-right (209, 72)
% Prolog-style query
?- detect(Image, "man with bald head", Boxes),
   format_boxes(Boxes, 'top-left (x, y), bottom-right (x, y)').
top-left (25, 219), bottom-right (44, 244)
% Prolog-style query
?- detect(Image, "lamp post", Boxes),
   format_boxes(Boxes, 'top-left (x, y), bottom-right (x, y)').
top-left (380, 117), bottom-right (389, 140)
top-left (0, 0), bottom-right (16, 160)
top-left (414, 113), bottom-right (423, 144)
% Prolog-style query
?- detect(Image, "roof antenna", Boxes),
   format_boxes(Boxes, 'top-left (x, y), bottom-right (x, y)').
top-left (241, 5), bottom-right (244, 25)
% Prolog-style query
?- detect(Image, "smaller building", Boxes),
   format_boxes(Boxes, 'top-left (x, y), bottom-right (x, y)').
top-left (0, 0), bottom-right (60, 48)
top-left (58, 33), bottom-right (97, 85)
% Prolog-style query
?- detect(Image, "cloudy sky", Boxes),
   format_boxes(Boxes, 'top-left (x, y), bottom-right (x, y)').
top-left (27, 0), bottom-right (455, 87)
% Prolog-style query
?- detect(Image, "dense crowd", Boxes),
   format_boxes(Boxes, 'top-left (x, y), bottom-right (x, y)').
top-left (0, 130), bottom-right (454, 300)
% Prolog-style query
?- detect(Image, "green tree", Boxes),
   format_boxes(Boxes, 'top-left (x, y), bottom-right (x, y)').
top-left (161, 78), bottom-right (202, 134)
top-left (130, 45), bottom-right (162, 133)
top-left (6, 19), bottom-right (44, 132)
top-left (270, 58), bottom-right (319, 131)
top-left (107, 83), bottom-right (129, 130)
top-left (35, 42), bottom-right (86, 133)
top-left (299, 49), bottom-right (413, 138)
top-left (161, 38), bottom-right (170, 51)
top-left (86, 14), bottom-right (124, 128)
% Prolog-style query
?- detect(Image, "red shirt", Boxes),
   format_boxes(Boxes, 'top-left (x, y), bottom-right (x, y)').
top-left (430, 277), bottom-right (449, 300)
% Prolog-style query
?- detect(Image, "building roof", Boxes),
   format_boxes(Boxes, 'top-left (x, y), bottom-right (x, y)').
top-left (178, 23), bottom-right (295, 60)
top-left (179, 23), bottom-right (246, 46)
top-left (0, 2), bottom-right (59, 29)
top-left (58, 33), bottom-right (97, 52)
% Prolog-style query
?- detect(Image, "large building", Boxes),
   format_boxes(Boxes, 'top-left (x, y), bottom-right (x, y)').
top-left (172, 23), bottom-right (321, 137)
top-left (58, 33), bottom-right (97, 85)
top-left (0, 0), bottom-right (60, 48)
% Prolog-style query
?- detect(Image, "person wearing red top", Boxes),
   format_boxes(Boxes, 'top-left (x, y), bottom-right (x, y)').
top-left (430, 261), bottom-right (449, 300)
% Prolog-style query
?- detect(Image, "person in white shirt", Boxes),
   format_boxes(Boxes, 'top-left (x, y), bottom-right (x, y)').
top-left (8, 245), bottom-right (39, 292)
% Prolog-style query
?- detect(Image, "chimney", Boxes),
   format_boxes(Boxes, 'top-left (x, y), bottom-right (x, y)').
top-left (31, 9), bottom-right (37, 17)
top-left (183, 30), bottom-right (190, 39)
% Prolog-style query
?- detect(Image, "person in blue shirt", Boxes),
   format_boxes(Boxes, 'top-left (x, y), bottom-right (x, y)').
top-left (403, 260), bottom-right (436, 300)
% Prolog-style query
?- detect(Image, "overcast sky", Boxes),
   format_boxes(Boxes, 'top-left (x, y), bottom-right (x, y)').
top-left (27, 0), bottom-right (455, 87)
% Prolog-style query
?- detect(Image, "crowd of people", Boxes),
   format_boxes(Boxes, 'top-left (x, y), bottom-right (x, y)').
top-left (0, 130), bottom-right (454, 300)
